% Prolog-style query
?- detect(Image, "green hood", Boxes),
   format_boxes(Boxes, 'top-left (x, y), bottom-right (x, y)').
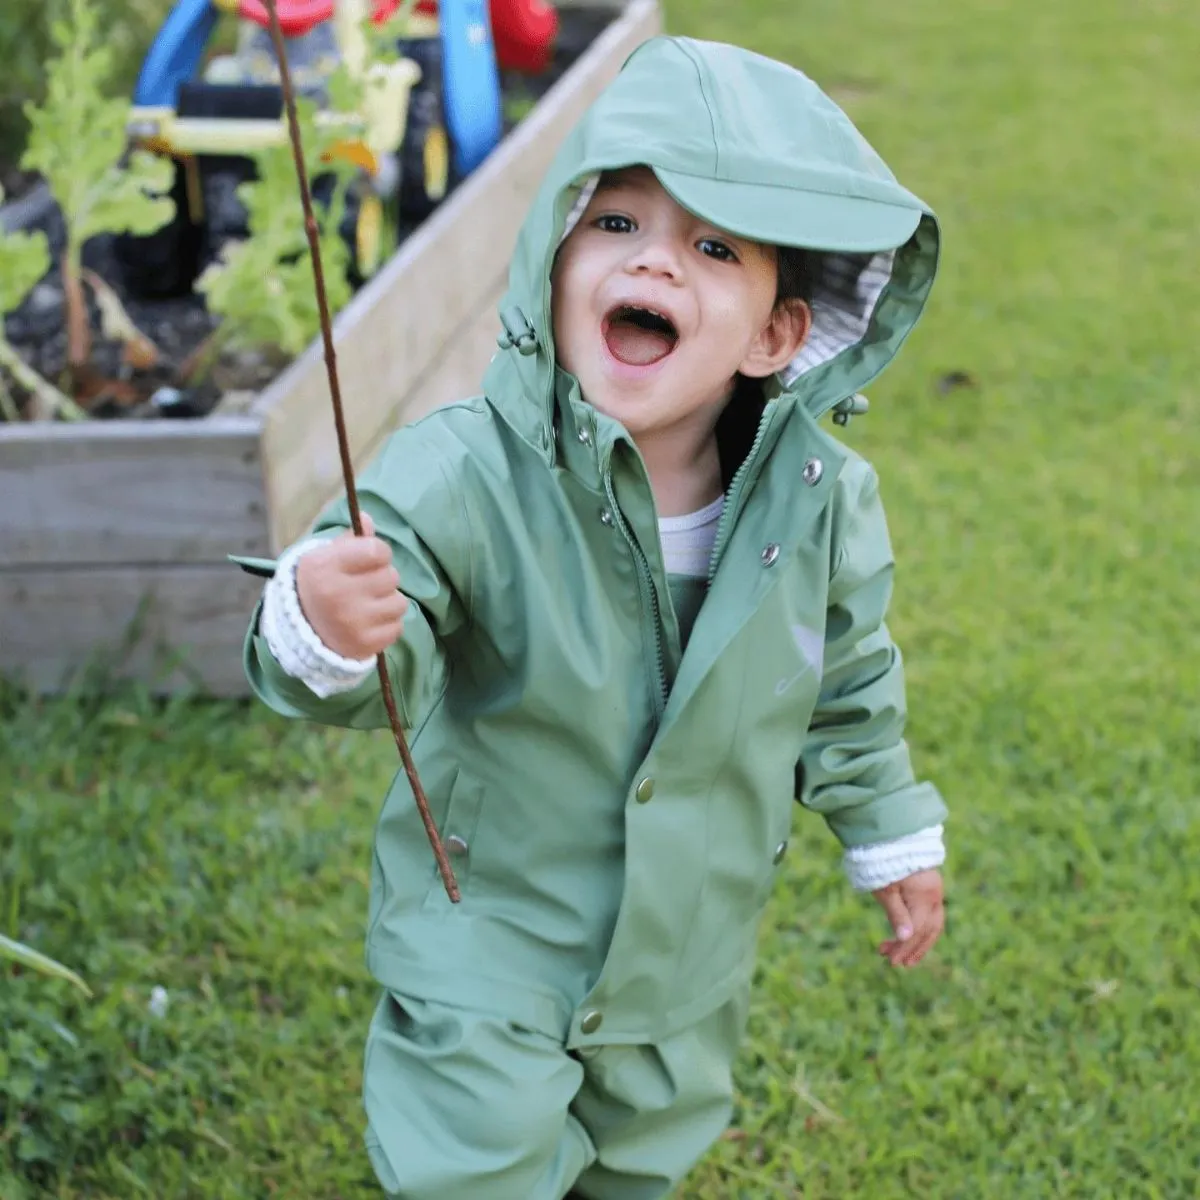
top-left (483, 35), bottom-right (940, 447)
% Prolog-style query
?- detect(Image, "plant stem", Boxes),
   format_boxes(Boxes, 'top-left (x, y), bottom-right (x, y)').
top-left (0, 373), bottom-right (20, 424)
top-left (0, 338), bottom-right (88, 422)
top-left (180, 326), bottom-right (229, 387)
top-left (61, 244), bottom-right (92, 376)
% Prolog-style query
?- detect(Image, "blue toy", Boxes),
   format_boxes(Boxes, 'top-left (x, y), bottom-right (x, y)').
top-left (134, 0), bottom-right (222, 108)
top-left (438, 0), bottom-right (503, 176)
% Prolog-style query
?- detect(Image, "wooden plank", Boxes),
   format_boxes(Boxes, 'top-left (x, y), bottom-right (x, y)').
top-left (267, 283), bottom-right (506, 549)
top-left (256, 0), bottom-right (662, 550)
top-left (0, 416), bottom-right (269, 568)
top-left (398, 288), bottom-right (505, 427)
top-left (0, 564), bottom-right (265, 697)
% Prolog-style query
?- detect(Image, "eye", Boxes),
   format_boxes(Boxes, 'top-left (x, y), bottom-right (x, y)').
top-left (593, 213), bottom-right (636, 234)
top-left (698, 237), bottom-right (738, 262)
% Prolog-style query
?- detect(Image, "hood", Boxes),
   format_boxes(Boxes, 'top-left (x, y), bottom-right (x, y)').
top-left (483, 34), bottom-right (940, 453)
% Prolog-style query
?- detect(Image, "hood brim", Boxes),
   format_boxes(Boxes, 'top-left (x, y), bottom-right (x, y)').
top-left (652, 167), bottom-right (923, 255)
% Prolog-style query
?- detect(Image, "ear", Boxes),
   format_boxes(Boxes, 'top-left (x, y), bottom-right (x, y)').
top-left (738, 299), bottom-right (812, 379)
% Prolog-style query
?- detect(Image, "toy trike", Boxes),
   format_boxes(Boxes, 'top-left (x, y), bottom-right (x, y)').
top-left (116, 0), bottom-right (533, 298)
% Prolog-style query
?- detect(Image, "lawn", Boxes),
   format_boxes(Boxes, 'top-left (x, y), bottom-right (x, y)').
top-left (4, 0), bottom-right (1200, 1196)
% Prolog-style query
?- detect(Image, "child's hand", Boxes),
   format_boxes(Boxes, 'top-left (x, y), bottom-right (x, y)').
top-left (872, 869), bottom-right (944, 968)
top-left (295, 513), bottom-right (407, 660)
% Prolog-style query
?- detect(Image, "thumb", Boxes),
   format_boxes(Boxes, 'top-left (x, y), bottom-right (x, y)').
top-left (874, 886), bottom-right (914, 941)
top-left (339, 512), bottom-right (375, 539)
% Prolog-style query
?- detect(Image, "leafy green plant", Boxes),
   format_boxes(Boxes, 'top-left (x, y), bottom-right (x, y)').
top-left (188, 5), bottom-right (421, 374)
top-left (0, 0), bottom-right (178, 168)
top-left (18, 0), bottom-right (174, 379)
top-left (0, 192), bottom-right (85, 421)
top-left (193, 101), bottom-right (357, 371)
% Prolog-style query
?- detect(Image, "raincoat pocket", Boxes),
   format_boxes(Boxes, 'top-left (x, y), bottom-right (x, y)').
top-left (422, 769), bottom-right (486, 909)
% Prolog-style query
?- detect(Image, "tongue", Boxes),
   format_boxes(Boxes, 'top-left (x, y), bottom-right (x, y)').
top-left (605, 319), bottom-right (674, 366)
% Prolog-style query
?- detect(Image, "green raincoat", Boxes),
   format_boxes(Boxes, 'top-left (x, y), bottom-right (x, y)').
top-left (241, 34), bottom-right (947, 1197)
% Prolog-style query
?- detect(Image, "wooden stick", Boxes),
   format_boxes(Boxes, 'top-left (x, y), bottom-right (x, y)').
top-left (262, 0), bottom-right (460, 903)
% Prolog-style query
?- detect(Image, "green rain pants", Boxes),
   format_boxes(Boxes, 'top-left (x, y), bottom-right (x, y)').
top-left (362, 988), bottom-right (749, 1199)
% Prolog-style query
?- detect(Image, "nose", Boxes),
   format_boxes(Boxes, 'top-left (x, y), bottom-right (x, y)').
top-left (624, 235), bottom-right (685, 283)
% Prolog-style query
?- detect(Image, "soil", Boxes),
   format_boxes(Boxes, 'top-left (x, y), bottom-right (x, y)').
top-left (0, 6), bottom-right (616, 424)
top-left (0, 164), bottom-right (40, 204)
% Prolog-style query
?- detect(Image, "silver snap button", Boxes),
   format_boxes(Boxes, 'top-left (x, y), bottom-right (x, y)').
top-left (446, 835), bottom-right (469, 856)
top-left (773, 840), bottom-right (788, 865)
top-left (577, 427), bottom-right (591, 445)
top-left (599, 509), bottom-right (614, 526)
top-left (802, 457), bottom-right (823, 486)
top-left (761, 543), bottom-right (781, 567)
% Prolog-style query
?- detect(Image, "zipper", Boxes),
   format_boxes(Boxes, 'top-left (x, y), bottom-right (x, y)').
top-left (604, 470), bottom-right (669, 718)
top-left (707, 406), bottom-right (779, 584)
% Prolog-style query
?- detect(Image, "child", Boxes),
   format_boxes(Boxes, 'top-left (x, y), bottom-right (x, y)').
top-left (241, 34), bottom-right (947, 1200)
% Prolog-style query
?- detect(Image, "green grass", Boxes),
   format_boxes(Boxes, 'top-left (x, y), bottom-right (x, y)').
top-left (5, 0), bottom-right (1200, 1195)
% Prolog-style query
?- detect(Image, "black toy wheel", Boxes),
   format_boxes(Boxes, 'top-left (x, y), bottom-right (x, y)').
top-left (113, 157), bottom-right (204, 299)
top-left (396, 34), bottom-right (453, 223)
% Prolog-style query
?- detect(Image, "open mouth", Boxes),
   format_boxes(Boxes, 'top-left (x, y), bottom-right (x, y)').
top-left (602, 304), bottom-right (679, 367)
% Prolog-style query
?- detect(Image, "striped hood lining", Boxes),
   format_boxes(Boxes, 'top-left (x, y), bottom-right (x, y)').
top-left (782, 248), bottom-right (895, 386)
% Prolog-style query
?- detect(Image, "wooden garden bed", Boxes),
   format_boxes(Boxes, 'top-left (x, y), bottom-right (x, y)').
top-left (0, 0), bottom-right (661, 696)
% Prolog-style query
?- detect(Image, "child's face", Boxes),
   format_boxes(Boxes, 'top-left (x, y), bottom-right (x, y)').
top-left (551, 168), bottom-right (809, 445)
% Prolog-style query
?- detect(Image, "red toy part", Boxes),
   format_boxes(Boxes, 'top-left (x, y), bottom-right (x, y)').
top-left (237, 0), bottom-right (404, 38)
top-left (414, 0), bottom-right (558, 74)
top-left (490, 0), bottom-right (558, 74)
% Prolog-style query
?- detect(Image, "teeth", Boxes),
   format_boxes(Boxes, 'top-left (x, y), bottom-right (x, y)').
top-left (614, 305), bottom-right (676, 336)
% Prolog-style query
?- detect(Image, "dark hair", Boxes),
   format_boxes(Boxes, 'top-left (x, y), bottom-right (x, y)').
top-left (775, 245), bottom-right (820, 305)
top-left (720, 248), bottom-right (817, 488)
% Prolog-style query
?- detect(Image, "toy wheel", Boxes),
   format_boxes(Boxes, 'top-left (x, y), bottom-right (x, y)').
top-left (114, 158), bottom-right (204, 299)
top-left (314, 173), bottom-right (391, 285)
top-left (396, 35), bottom-right (453, 223)
top-left (354, 193), bottom-right (386, 279)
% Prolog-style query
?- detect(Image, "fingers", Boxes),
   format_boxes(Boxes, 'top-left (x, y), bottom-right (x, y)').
top-left (324, 519), bottom-right (397, 579)
top-left (882, 906), bottom-right (943, 967)
top-left (359, 562), bottom-right (402, 599)
top-left (295, 519), bottom-right (407, 658)
top-left (335, 536), bottom-right (395, 575)
top-left (873, 884), bottom-right (914, 943)
top-left (335, 511), bottom-right (376, 540)
top-left (362, 592), bottom-right (408, 626)
top-left (876, 871), bottom-right (945, 968)
top-left (359, 618), bottom-right (405, 654)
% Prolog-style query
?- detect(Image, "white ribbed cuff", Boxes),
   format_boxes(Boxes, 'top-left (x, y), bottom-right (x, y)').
top-left (260, 538), bottom-right (376, 699)
top-left (843, 824), bottom-right (946, 893)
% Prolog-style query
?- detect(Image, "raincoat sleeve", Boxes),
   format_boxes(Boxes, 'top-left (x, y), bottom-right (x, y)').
top-left (796, 461), bottom-right (948, 847)
top-left (242, 429), bottom-right (472, 732)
